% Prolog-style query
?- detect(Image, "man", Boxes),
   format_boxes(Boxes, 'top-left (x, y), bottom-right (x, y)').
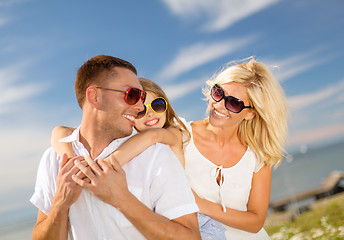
top-left (30, 55), bottom-right (201, 240)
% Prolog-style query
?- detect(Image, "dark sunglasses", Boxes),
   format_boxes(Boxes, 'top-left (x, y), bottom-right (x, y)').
top-left (210, 84), bottom-right (252, 113)
top-left (96, 86), bottom-right (146, 105)
top-left (136, 97), bottom-right (168, 120)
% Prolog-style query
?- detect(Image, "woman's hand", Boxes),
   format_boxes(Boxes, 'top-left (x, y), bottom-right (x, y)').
top-left (192, 190), bottom-right (207, 214)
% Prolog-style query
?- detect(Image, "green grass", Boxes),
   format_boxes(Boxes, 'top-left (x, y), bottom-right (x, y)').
top-left (265, 195), bottom-right (344, 239)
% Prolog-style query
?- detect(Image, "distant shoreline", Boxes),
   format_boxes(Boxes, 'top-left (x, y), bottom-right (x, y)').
top-left (265, 191), bottom-right (344, 226)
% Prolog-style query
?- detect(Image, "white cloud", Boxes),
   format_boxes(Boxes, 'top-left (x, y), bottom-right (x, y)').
top-left (161, 0), bottom-right (280, 32)
top-left (266, 50), bottom-right (334, 82)
top-left (162, 78), bottom-right (207, 100)
top-left (0, 17), bottom-right (9, 27)
top-left (0, 83), bottom-right (46, 105)
top-left (0, 125), bottom-right (51, 193)
top-left (0, 0), bottom-right (31, 7)
top-left (286, 122), bottom-right (344, 148)
top-left (155, 36), bottom-right (257, 82)
top-left (287, 79), bottom-right (344, 110)
top-left (0, 62), bottom-right (49, 114)
top-left (286, 79), bottom-right (344, 149)
top-left (0, 63), bottom-right (23, 85)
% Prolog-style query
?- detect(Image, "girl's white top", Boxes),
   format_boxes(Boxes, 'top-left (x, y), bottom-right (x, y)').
top-left (183, 119), bottom-right (271, 240)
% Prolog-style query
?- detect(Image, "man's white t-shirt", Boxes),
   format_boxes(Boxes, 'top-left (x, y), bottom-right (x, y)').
top-left (30, 127), bottom-right (198, 240)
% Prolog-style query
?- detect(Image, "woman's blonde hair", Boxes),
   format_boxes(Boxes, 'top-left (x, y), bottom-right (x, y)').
top-left (203, 57), bottom-right (288, 167)
top-left (138, 78), bottom-right (191, 147)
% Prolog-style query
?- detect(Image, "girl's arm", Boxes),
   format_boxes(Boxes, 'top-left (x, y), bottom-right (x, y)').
top-left (51, 126), bottom-right (76, 158)
top-left (110, 127), bottom-right (184, 166)
top-left (52, 125), bottom-right (184, 167)
top-left (195, 165), bottom-right (271, 233)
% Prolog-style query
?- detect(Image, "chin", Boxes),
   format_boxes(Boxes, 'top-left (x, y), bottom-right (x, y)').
top-left (208, 115), bottom-right (224, 128)
top-left (118, 126), bottom-right (134, 138)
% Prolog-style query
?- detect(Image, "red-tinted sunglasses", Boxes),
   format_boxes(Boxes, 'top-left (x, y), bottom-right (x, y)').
top-left (211, 84), bottom-right (252, 113)
top-left (96, 86), bottom-right (146, 105)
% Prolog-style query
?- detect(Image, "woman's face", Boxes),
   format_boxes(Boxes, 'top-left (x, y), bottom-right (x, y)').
top-left (134, 91), bottom-right (167, 132)
top-left (208, 82), bottom-right (255, 129)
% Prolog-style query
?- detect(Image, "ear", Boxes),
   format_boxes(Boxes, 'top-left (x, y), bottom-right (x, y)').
top-left (244, 110), bottom-right (256, 121)
top-left (85, 86), bottom-right (99, 108)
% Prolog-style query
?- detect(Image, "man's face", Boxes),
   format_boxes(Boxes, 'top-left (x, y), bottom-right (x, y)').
top-left (96, 67), bottom-right (144, 139)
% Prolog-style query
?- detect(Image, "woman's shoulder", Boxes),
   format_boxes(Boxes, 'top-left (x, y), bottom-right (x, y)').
top-left (178, 117), bottom-right (203, 131)
top-left (246, 147), bottom-right (265, 173)
top-left (190, 119), bottom-right (205, 126)
top-left (190, 119), bottom-right (207, 131)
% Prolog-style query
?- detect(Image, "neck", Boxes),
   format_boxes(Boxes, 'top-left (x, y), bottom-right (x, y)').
top-left (79, 119), bottom-right (115, 159)
top-left (205, 119), bottom-right (239, 147)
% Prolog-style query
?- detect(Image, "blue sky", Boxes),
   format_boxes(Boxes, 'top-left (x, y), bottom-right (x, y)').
top-left (0, 0), bottom-right (344, 222)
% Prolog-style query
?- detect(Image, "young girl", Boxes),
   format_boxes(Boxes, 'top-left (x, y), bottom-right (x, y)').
top-left (51, 77), bottom-right (226, 240)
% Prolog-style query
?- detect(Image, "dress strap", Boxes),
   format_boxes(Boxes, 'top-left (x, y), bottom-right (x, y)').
top-left (215, 166), bottom-right (227, 212)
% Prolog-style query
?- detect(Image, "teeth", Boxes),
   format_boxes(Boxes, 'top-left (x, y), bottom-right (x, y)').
top-left (145, 119), bottom-right (159, 126)
top-left (214, 109), bottom-right (227, 117)
top-left (123, 114), bottom-right (135, 122)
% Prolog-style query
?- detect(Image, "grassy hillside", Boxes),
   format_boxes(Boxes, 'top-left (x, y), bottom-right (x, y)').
top-left (265, 193), bottom-right (344, 239)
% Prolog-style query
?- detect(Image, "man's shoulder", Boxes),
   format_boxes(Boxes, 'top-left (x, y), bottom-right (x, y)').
top-left (42, 147), bottom-right (59, 159)
top-left (142, 143), bottom-right (175, 158)
top-left (38, 147), bottom-right (60, 169)
top-left (131, 143), bottom-right (179, 167)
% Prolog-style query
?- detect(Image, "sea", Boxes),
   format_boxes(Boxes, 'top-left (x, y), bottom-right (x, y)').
top-left (0, 141), bottom-right (343, 240)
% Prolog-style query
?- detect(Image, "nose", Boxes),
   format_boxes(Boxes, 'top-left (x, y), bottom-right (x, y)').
top-left (134, 99), bottom-right (145, 112)
top-left (146, 107), bottom-right (154, 117)
top-left (212, 99), bottom-right (225, 109)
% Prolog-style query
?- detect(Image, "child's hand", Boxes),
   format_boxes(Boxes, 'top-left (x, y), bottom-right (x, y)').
top-left (70, 156), bottom-right (91, 183)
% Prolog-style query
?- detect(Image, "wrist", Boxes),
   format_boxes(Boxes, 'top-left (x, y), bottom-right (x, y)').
top-left (115, 191), bottom-right (138, 213)
top-left (142, 129), bottom-right (160, 143)
top-left (198, 198), bottom-right (212, 215)
top-left (52, 194), bottom-right (71, 213)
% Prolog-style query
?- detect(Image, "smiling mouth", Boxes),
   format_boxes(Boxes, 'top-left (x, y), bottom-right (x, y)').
top-left (145, 118), bottom-right (159, 126)
top-left (123, 114), bottom-right (135, 124)
top-left (213, 109), bottom-right (228, 117)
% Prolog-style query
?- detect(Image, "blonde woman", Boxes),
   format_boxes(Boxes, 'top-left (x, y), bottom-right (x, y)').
top-left (183, 58), bottom-right (288, 239)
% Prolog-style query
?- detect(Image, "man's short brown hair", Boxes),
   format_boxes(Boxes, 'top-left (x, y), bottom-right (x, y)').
top-left (74, 55), bottom-right (137, 108)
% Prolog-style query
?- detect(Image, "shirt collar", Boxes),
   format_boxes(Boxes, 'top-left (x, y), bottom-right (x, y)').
top-left (59, 125), bottom-right (138, 160)
top-left (59, 126), bottom-right (81, 143)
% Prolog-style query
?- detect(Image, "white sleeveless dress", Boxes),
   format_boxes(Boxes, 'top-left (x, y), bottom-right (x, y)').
top-left (183, 120), bottom-right (271, 240)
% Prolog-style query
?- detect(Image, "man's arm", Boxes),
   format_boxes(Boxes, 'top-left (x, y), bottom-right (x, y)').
top-left (32, 208), bottom-right (69, 240)
top-left (119, 192), bottom-right (200, 240)
top-left (72, 156), bottom-right (201, 240)
top-left (32, 155), bottom-right (84, 240)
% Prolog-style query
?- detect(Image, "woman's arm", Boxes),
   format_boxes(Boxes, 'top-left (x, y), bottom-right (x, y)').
top-left (195, 165), bottom-right (271, 233)
top-left (51, 126), bottom-right (76, 158)
top-left (110, 127), bottom-right (184, 166)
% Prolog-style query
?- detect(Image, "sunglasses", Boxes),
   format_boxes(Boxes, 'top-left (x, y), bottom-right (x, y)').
top-left (96, 86), bottom-right (146, 105)
top-left (135, 97), bottom-right (168, 120)
top-left (210, 84), bottom-right (252, 113)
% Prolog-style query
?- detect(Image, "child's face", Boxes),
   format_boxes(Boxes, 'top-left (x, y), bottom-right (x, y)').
top-left (134, 91), bottom-right (167, 132)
